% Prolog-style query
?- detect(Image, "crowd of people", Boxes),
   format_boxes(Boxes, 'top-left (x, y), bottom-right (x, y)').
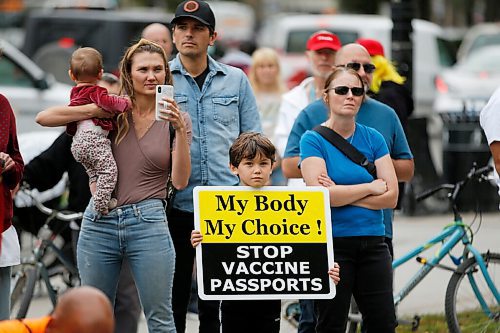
top-left (13, 0), bottom-right (499, 332)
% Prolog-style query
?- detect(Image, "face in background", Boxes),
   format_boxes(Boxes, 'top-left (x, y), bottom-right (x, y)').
top-left (98, 79), bottom-right (120, 95)
top-left (254, 60), bottom-right (279, 87)
top-left (335, 44), bottom-right (373, 87)
top-left (230, 154), bottom-right (273, 187)
top-left (307, 48), bottom-right (337, 79)
top-left (130, 51), bottom-right (167, 97)
top-left (324, 71), bottom-right (365, 118)
top-left (142, 23), bottom-right (173, 59)
top-left (172, 17), bottom-right (217, 59)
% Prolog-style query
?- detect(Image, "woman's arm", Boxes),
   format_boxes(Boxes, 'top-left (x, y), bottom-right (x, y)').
top-left (166, 99), bottom-right (191, 190)
top-left (352, 154), bottom-right (398, 209)
top-left (36, 104), bottom-right (108, 127)
top-left (301, 157), bottom-right (384, 207)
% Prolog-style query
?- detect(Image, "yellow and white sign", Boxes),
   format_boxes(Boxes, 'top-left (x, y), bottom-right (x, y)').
top-left (193, 186), bottom-right (335, 300)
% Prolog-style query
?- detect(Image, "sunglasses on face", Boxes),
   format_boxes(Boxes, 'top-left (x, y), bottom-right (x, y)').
top-left (338, 62), bottom-right (376, 74)
top-left (327, 86), bottom-right (365, 96)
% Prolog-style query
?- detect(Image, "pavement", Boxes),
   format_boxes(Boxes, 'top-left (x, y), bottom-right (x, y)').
top-left (14, 211), bottom-right (499, 332)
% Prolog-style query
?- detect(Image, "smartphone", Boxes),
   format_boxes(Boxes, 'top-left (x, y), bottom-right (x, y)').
top-left (155, 85), bottom-right (174, 121)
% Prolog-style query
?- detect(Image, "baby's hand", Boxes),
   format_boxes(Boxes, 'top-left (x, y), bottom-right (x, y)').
top-left (191, 230), bottom-right (203, 248)
top-left (328, 262), bottom-right (340, 285)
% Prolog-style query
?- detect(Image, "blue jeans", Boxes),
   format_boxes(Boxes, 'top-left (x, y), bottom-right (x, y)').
top-left (298, 299), bottom-right (315, 333)
top-left (0, 266), bottom-right (10, 320)
top-left (77, 199), bottom-right (176, 333)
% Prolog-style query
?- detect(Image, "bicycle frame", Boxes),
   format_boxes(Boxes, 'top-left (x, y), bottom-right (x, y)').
top-left (392, 216), bottom-right (500, 313)
top-left (24, 238), bottom-right (79, 307)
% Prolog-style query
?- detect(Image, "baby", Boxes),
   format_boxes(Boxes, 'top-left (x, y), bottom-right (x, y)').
top-left (66, 47), bottom-right (130, 214)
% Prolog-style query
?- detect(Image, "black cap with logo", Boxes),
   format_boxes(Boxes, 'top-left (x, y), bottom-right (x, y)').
top-left (171, 0), bottom-right (216, 30)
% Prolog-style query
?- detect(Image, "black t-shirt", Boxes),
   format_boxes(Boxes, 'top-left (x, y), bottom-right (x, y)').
top-left (194, 66), bottom-right (210, 90)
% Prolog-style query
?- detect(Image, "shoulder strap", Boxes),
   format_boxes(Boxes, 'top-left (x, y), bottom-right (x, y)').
top-left (312, 125), bottom-right (377, 178)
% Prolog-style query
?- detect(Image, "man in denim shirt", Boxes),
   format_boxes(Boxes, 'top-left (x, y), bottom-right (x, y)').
top-left (167, 1), bottom-right (261, 332)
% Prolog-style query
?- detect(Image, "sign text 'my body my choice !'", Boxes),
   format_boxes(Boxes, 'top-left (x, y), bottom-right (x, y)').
top-left (193, 186), bottom-right (335, 301)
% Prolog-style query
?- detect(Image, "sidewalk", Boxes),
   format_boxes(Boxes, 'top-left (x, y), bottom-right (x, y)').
top-left (17, 211), bottom-right (500, 332)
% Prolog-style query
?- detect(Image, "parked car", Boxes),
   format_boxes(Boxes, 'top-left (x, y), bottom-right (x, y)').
top-left (256, 14), bottom-right (455, 118)
top-left (0, 39), bottom-right (71, 134)
top-left (456, 23), bottom-right (500, 62)
top-left (433, 45), bottom-right (500, 115)
top-left (432, 45), bottom-right (500, 202)
top-left (22, 8), bottom-right (173, 85)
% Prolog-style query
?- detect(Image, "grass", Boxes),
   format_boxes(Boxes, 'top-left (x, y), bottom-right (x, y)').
top-left (396, 310), bottom-right (500, 333)
top-left (396, 313), bottom-right (448, 333)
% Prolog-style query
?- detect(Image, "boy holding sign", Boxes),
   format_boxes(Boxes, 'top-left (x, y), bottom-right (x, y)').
top-left (191, 132), bottom-right (339, 332)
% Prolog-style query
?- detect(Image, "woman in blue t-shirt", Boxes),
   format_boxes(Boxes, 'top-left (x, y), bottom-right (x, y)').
top-left (300, 67), bottom-right (398, 332)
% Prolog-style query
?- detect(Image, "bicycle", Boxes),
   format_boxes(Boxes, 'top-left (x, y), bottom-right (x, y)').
top-left (345, 163), bottom-right (499, 333)
top-left (283, 164), bottom-right (499, 332)
top-left (10, 187), bottom-right (82, 319)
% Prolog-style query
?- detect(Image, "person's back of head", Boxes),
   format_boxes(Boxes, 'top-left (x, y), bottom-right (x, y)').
top-left (69, 47), bottom-right (103, 83)
top-left (46, 286), bottom-right (114, 333)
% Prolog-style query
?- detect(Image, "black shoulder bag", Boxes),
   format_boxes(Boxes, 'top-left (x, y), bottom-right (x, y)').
top-left (166, 123), bottom-right (177, 215)
top-left (313, 125), bottom-right (377, 179)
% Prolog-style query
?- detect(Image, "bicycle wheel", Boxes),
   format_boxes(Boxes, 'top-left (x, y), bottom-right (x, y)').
top-left (445, 252), bottom-right (500, 333)
top-left (10, 265), bottom-right (38, 319)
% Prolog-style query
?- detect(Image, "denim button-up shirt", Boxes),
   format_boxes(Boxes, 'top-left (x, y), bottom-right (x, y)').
top-left (170, 55), bottom-right (261, 212)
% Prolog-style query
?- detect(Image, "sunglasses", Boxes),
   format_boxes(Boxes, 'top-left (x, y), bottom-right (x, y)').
top-left (327, 86), bottom-right (365, 96)
top-left (338, 62), bottom-right (376, 74)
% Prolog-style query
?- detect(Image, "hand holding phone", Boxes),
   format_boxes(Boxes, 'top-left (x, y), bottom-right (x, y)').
top-left (155, 85), bottom-right (174, 121)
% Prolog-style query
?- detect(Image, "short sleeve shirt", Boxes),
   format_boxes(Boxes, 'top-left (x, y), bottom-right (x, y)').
top-left (300, 123), bottom-right (389, 237)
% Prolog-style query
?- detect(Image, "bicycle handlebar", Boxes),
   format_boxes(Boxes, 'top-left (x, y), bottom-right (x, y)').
top-left (416, 164), bottom-right (494, 203)
top-left (19, 186), bottom-right (83, 222)
top-left (415, 184), bottom-right (454, 202)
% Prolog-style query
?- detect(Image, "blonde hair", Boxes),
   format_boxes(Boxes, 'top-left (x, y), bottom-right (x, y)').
top-left (370, 55), bottom-right (405, 93)
top-left (248, 47), bottom-right (285, 94)
top-left (115, 38), bottom-right (172, 144)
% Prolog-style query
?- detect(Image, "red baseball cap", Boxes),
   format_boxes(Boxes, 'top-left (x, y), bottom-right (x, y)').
top-left (356, 38), bottom-right (385, 57)
top-left (306, 31), bottom-right (341, 52)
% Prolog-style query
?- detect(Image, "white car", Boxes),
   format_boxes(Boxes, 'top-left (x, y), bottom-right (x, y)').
top-left (433, 45), bottom-right (500, 116)
top-left (0, 39), bottom-right (71, 134)
top-left (456, 23), bottom-right (500, 62)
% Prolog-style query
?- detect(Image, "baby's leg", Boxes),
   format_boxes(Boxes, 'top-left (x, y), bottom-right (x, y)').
top-left (71, 132), bottom-right (116, 214)
top-left (71, 132), bottom-right (97, 196)
top-left (92, 136), bottom-right (117, 214)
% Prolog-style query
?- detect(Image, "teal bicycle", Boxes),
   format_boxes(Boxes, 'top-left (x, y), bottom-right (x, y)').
top-left (344, 164), bottom-right (500, 333)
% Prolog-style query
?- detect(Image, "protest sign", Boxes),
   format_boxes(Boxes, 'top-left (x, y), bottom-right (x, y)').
top-left (193, 186), bottom-right (334, 300)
